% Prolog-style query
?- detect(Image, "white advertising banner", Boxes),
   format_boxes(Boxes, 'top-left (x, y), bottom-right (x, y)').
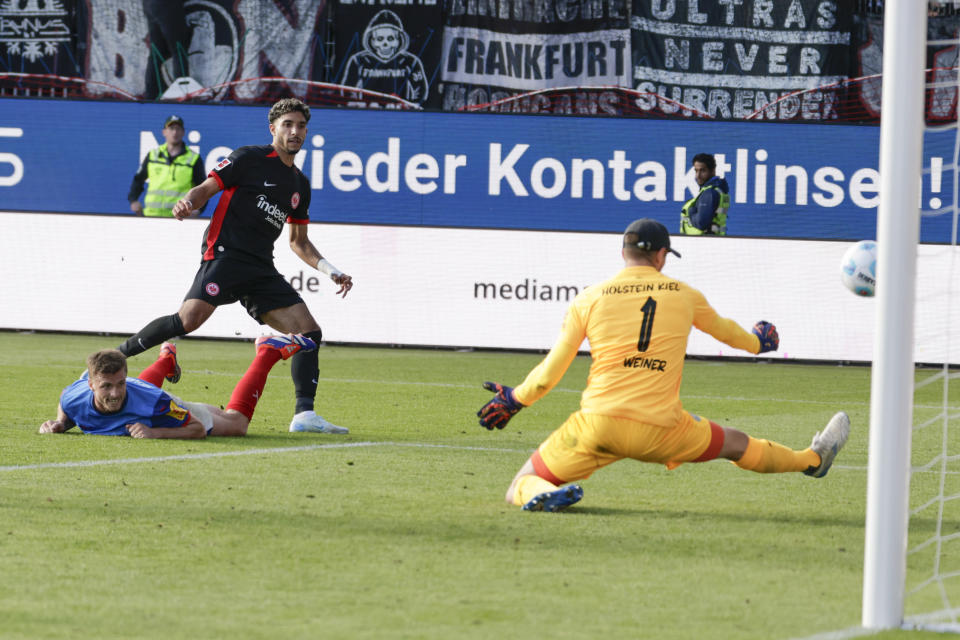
top-left (1, 213), bottom-right (957, 364)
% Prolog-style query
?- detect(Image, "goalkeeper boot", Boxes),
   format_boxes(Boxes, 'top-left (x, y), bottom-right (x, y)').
top-left (159, 342), bottom-right (181, 384)
top-left (522, 484), bottom-right (583, 512)
top-left (289, 410), bottom-right (349, 435)
top-left (255, 334), bottom-right (317, 360)
top-left (804, 411), bottom-right (851, 478)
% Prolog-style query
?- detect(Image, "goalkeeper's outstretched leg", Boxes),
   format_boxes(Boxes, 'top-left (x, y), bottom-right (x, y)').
top-left (502, 410), bottom-right (851, 511)
top-left (475, 218), bottom-right (850, 512)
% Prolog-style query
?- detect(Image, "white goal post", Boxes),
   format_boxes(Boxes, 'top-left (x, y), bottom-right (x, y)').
top-left (861, 0), bottom-right (927, 630)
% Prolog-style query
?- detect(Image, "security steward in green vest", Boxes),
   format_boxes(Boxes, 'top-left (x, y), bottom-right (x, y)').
top-left (680, 153), bottom-right (729, 235)
top-left (128, 115), bottom-right (205, 217)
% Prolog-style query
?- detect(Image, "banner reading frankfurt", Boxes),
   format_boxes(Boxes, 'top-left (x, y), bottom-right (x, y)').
top-left (440, 0), bottom-right (631, 112)
top-left (631, 0), bottom-right (853, 121)
top-left (333, 0), bottom-right (444, 109)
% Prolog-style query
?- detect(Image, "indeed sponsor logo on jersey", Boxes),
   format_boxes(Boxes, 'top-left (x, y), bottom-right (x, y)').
top-left (256, 194), bottom-right (289, 229)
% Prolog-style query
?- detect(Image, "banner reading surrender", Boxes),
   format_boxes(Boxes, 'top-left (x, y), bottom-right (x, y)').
top-left (631, 0), bottom-right (853, 121)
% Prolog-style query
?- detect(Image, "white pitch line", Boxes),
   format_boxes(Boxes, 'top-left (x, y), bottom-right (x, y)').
top-left (0, 441), bottom-right (533, 473)
top-left (2, 443), bottom-right (874, 474)
top-left (786, 625), bottom-right (879, 640)
top-left (788, 616), bottom-right (960, 640)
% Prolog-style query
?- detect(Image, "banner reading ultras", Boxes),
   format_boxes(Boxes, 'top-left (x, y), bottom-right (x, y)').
top-left (631, 0), bottom-right (852, 121)
top-left (441, 0), bottom-right (631, 110)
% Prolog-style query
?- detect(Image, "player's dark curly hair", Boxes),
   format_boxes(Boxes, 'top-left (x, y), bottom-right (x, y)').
top-left (86, 349), bottom-right (127, 377)
top-left (269, 98), bottom-right (311, 124)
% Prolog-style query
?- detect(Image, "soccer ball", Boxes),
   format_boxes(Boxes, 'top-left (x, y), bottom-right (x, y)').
top-left (840, 240), bottom-right (877, 297)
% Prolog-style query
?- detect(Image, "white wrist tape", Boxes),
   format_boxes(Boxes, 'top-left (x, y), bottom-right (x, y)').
top-left (316, 258), bottom-right (343, 277)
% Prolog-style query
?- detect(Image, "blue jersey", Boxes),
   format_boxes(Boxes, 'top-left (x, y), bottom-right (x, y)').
top-left (59, 375), bottom-right (190, 436)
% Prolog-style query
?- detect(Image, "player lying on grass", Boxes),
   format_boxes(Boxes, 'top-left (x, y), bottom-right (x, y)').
top-left (39, 335), bottom-right (316, 439)
top-left (477, 218), bottom-right (850, 512)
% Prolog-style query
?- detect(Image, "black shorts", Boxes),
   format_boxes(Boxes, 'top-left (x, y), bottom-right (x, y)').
top-left (184, 258), bottom-right (304, 323)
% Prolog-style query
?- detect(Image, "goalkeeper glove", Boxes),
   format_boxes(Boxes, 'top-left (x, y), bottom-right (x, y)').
top-left (477, 381), bottom-right (524, 430)
top-left (752, 321), bottom-right (779, 353)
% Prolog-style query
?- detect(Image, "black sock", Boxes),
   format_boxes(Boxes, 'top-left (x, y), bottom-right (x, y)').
top-left (291, 329), bottom-right (323, 413)
top-left (117, 314), bottom-right (186, 356)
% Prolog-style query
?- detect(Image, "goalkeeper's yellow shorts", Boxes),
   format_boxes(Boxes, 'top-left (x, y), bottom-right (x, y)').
top-left (533, 410), bottom-right (724, 484)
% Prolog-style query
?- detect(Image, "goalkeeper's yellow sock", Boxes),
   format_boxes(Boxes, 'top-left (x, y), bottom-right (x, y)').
top-left (734, 437), bottom-right (820, 474)
top-left (511, 474), bottom-right (559, 507)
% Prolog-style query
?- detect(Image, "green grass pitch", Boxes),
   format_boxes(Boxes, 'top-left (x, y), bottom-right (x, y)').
top-left (0, 331), bottom-right (956, 640)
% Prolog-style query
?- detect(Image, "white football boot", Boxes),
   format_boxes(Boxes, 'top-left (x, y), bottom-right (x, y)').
top-left (804, 411), bottom-right (851, 478)
top-left (289, 410), bottom-right (349, 435)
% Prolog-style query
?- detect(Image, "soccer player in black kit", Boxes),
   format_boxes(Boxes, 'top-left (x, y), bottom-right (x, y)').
top-left (116, 98), bottom-right (353, 434)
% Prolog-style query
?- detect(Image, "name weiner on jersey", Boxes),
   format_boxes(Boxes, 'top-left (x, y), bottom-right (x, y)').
top-left (602, 282), bottom-right (679, 295)
top-left (623, 356), bottom-right (667, 371)
top-left (256, 194), bottom-right (289, 230)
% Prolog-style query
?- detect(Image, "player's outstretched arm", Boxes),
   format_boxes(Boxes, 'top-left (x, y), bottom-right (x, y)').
top-left (692, 291), bottom-right (776, 355)
top-left (477, 382), bottom-right (525, 430)
top-left (289, 224), bottom-right (354, 298)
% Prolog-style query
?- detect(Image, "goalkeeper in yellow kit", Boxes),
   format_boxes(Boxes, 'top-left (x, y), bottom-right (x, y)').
top-left (477, 218), bottom-right (850, 512)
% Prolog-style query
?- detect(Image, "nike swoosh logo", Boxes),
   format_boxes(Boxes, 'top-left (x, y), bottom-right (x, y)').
top-left (264, 181), bottom-right (276, 187)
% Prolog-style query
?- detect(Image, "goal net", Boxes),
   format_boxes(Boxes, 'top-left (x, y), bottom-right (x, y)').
top-left (901, 25), bottom-right (960, 633)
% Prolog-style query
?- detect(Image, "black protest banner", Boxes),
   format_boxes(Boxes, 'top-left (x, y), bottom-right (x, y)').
top-left (440, 0), bottom-right (632, 113)
top-left (848, 12), bottom-right (881, 122)
top-left (83, 0), bottom-right (330, 102)
top-left (631, 0), bottom-right (853, 121)
top-left (850, 11), bottom-right (958, 124)
top-left (332, 0), bottom-right (443, 109)
top-left (926, 14), bottom-right (959, 123)
top-left (0, 0), bottom-right (85, 77)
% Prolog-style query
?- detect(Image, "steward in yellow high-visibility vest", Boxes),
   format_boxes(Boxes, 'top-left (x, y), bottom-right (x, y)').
top-left (128, 115), bottom-right (205, 218)
top-left (680, 153), bottom-right (729, 236)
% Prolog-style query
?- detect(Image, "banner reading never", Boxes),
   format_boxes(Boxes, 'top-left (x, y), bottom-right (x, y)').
top-left (630, 1), bottom-right (853, 121)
